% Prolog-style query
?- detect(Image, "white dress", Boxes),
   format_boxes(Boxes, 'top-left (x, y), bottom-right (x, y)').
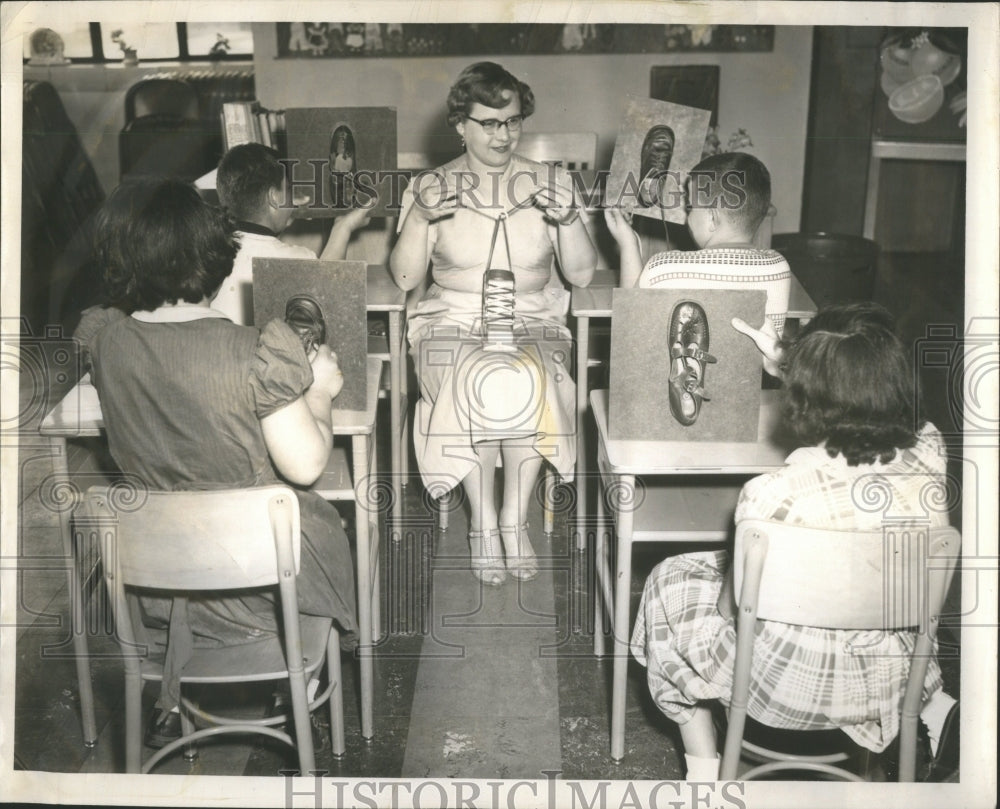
top-left (402, 155), bottom-right (582, 493)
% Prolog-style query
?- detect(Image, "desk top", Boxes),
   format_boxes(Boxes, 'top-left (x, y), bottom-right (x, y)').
top-left (366, 264), bottom-right (406, 312)
top-left (591, 388), bottom-right (795, 474)
top-left (41, 357), bottom-right (383, 439)
top-left (571, 271), bottom-right (816, 321)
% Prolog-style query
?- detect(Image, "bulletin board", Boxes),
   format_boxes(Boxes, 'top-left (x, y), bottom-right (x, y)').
top-left (275, 23), bottom-right (775, 58)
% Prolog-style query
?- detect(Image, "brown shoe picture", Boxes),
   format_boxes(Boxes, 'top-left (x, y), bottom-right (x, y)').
top-left (285, 294), bottom-right (327, 356)
top-left (667, 300), bottom-right (717, 426)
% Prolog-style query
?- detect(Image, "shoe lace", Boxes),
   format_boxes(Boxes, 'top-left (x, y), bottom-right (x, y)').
top-left (482, 213), bottom-right (516, 342)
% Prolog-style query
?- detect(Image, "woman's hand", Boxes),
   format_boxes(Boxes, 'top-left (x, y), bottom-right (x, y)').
top-left (531, 177), bottom-right (580, 226)
top-left (309, 345), bottom-right (345, 400)
top-left (731, 317), bottom-right (783, 378)
top-left (409, 171), bottom-right (462, 223)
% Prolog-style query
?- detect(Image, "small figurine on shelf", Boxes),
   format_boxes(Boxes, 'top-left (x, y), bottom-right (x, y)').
top-left (208, 33), bottom-right (231, 60)
top-left (110, 29), bottom-right (138, 66)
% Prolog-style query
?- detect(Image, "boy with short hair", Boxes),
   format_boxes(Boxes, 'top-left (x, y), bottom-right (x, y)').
top-left (213, 143), bottom-right (370, 324)
top-left (605, 151), bottom-right (791, 424)
top-left (606, 151), bottom-right (791, 335)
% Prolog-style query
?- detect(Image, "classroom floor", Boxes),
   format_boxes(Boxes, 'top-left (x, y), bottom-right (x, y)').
top-left (11, 249), bottom-right (964, 780)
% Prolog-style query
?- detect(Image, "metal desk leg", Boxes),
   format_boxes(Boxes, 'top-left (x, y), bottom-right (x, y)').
top-left (351, 433), bottom-right (375, 741)
top-left (53, 437), bottom-right (98, 747)
top-left (369, 428), bottom-right (382, 644)
top-left (593, 462), bottom-right (608, 659)
top-left (388, 313), bottom-right (404, 543)
top-left (610, 472), bottom-right (635, 763)
top-left (575, 315), bottom-right (590, 552)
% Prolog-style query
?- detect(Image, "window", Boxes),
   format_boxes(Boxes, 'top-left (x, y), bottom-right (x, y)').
top-left (186, 23), bottom-right (254, 59)
top-left (23, 22), bottom-right (254, 63)
top-left (102, 23), bottom-right (180, 60)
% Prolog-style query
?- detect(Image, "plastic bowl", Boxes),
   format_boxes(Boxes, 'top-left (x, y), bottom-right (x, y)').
top-left (880, 38), bottom-right (915, 84)
top-left (880, 69), bottom-right (903, 97)
top-left (888, 74), bottom-right (944, 124)
top-left (910, 39), bottom-right (962, 86)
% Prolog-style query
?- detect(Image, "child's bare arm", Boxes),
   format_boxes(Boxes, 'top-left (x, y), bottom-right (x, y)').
top-left (603, 207), bottom-right (643, 287)
top-left (319, 206), bottom-right (371, 261)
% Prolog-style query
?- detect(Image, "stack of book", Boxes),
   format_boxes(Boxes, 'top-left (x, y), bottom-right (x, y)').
top-left (220, 101), bottom-right (286, 151)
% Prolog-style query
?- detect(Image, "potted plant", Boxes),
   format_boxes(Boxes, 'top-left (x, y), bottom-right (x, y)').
top-left (110, 29), bottom-right (138, 66)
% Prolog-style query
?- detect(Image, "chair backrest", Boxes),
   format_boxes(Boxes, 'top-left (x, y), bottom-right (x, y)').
top-left (734, 519), bottom-right (961, 631)
top-left (85, 485), bottom-right (301, 592)
top-left (125, 78), bottom-right (199, 123)
top-left (515, 131), bottom-right (598, 170)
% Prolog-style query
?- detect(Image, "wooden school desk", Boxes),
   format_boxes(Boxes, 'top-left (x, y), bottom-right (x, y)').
top-left (589, 387), bottom-right (796, 761)
top-left (570, 272), bottom-right (817, 551)
top-left (40, 357), bottom-right (385, 744)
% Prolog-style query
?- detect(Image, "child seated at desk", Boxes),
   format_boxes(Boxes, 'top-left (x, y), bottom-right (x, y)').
top-left (629, 302), bottom-right (959, 782)
top-left (212, 143), bottom-right (370, 324)
top-left (74, 178), bottom-right (357, 749)
top-left (605, 152), bottom-right (792, 424)
top-left (606, 151), bottom-right (791, 334)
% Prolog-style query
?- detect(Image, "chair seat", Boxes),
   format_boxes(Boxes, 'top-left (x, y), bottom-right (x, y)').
top-left (136, 615), bottom-right (333, 684)
top-left (741, 717), bottom-right (852, 762)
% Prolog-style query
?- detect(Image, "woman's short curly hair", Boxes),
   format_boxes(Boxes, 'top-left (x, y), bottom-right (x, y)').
top-left (97, 179), bottom-right (238, 312)
top-left (446, 61), bottom-right (535, 127)
top-left (781, 302), bottom-right (919, 466)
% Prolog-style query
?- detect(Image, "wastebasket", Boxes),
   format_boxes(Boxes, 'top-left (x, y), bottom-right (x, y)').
top-left (771, 233), bottom-right (879, 309)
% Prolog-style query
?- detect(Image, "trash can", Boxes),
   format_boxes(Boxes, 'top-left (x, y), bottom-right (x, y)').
top-left (771, 233), bottom-right (879, 309)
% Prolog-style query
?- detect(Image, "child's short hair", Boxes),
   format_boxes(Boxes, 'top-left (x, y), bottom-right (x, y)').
top-left (782, 302), bottom-right (918, 466)
top-left (686, 152), bottom-right (771, 235)
top-left (98, 178), bottom-right (237, 312)
top-left (216, 143), bottom-right (284, 222)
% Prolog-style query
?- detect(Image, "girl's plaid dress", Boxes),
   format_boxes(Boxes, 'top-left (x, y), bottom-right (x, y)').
top-left (630, 423), bottom-right (950, 751)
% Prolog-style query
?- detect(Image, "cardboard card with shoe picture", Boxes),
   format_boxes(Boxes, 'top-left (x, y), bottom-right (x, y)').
top-left (609, 288), bottom-right (765, 442)
top-left (252, 258), bottom-right (368, 412)
top-left (605, 95), bottom-right (711, 224)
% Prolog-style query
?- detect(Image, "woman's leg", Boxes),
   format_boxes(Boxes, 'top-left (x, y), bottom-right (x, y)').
top-left (463, 440), bottom-right (505, 585)
top-left (464, 440), bottom-right (500, 531)
top-left (497, 442), bottom-right (542, 527)
top-left (498, 442), bottom-right (543, 579)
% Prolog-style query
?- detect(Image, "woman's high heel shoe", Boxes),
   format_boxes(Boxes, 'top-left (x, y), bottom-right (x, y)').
top-left (499, 522), bottom-right (538, 581)
top-left (469, 528), bottom-right (506, 586)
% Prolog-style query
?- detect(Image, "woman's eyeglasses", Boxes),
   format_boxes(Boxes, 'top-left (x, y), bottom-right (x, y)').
top-left (464, 114), bottom-right (525, 136)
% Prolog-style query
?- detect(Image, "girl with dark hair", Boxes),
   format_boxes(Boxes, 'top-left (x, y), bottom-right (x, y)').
top-left (74, 178), bottom-right (357, 748)
top-left (390, 62), bottom-right (596, 586)
top-left (631, 303), bottom-right (958, 780)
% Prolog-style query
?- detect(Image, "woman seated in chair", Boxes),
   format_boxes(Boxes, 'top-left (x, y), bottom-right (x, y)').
top-left (74, 178), bottom-right (357, 748)
top-left (631, 302), bottom-right (958, 781)
top-left (390, 61), bottom-right (596, 586)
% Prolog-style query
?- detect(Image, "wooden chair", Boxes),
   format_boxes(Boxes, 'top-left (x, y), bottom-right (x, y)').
top-left (721, 519), bottom-right (961, 781)
top-left (516, 131), bottom-right (598, 170)
top-left (83, 485), bottom-right (346, 774)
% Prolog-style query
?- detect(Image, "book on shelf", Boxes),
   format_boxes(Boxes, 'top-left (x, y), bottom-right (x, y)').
top-left (221, 102), bottom-right (286, 152)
